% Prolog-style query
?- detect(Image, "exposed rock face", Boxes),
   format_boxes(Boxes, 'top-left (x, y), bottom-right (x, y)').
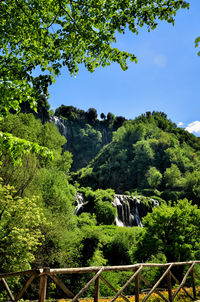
top-left (50, 115), bottom-right (113, 171)
top-left (75, 193), bottom-right (159, 227)
top-left (50, 116), bottom-right (70, 143)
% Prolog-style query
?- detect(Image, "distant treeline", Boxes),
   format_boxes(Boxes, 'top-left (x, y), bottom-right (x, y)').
top-left (55, 104), bottom-right (126, 127)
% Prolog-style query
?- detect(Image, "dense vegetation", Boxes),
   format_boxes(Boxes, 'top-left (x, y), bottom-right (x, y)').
top-left (1, 0), bottom-right (200, 299)
top-left (1, 109), bottom-right (200, 299)
top-left (54, 105), bottom-right (126, 170)
top-left (1, 0), bottom-right (192, 177)
top-left (76, 111), bottom-right (200, 203)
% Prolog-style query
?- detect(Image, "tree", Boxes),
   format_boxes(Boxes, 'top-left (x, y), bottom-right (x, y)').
top-left (114, 116), bottom-right (126, 128)
top-left (107, 112), bottom-right (115, 123)
top-left (0, 113), bottom-right (66, 194)
top-left (0, 0), bottom-right (189, 161)
top-left (100, 113), bottom-right (106, 120)
top-left (132, 140), bottom-right (154, 187)
top-left (146, 167), bottom-right (162, 188)
top-left (0, 180), bottom-right (45, 272)
top-left (164, 164), bottom-right (184, 189)
top-left (134, 199), bottom-right (200, 263)
top-left (86, 108), bottom-right (98, 122)
top-left (0, 0), bottom-right (189, 115)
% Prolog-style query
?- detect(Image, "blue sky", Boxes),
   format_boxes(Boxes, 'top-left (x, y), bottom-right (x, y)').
top-left (48, 0), bottom-right (200, 135)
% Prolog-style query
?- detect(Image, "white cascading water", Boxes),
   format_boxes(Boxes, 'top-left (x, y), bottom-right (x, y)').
top-left (112, 195), bottom-right (144, 227)
top-left (75, 193), bottom-right (159, 227)
top-left (51, 116), bottom-right (68, 137)
top-left (74, 193), bottom-right (85, 215)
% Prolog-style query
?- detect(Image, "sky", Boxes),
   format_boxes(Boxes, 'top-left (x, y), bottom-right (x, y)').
top-left (48, 0), bottom-right (200, 135)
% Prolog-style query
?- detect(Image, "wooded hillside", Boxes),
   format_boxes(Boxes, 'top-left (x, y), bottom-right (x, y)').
top-left (1, 109), bottom-right (200, 299)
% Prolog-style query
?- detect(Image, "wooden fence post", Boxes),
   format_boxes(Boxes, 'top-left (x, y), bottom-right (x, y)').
top-left (167, 271), bottom-right (172, 302)
top-left (191, 267), bottom-right (196, 299)
top-left (94, 276), bottom-right (100, 302)
top-left (1, 278), bottom-right (15, 302)
top-left (39, 267), bottom-right (49, 302)
top-left (135, 272), bottom-right (140, 302)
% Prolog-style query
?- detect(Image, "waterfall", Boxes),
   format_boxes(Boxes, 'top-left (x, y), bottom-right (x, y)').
top-left (112, 195), bottom-right (144, 227)
top-left (75, 193), bottom-right (159, 227)
top-left (74, 193), bottom-right (85, 215)
top-left (51, 116), bottom-right (68, 137)
top-left (135, 204), bottom-right (143, 228)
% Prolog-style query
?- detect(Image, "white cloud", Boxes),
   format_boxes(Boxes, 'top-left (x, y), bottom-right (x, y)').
top-left (185, 121), bottom-right (200, 135)
top-left (153, 55), bottom-right (167, 68)
top-left (177, 122), bottom-right (184, 127)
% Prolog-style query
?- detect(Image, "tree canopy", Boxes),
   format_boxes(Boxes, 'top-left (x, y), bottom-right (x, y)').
top-left (1, 0), bottom-right (189, 114)
top-left (0, 0), bottom-right (191, 163)
top-left (134, 199), bottom-right (200, 263)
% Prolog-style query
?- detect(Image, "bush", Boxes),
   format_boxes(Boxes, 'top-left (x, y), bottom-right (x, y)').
top-left (94, 200), bottom-right (116, 225)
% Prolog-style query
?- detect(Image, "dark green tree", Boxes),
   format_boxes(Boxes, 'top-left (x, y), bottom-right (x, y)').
top-left (100, 113), bottom-right (106, 120)
top-left (107, 112), bottom-right (115, 123)
top-left (134, 199), bottom-right (200, 263)
top-left (86, 108), bottom-right (98, 122)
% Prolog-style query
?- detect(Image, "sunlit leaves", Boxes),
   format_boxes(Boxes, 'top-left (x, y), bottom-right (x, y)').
top-left (195, 36), bottom-right (200, 56)
top-left (0, 181), bottom-right (45, 271)
top-left (1, 0), bottom-right (189, 100)
top-left (0, 0), bottom-right (190, 162)
top-left (135, 199), bottom-right (200, 263)
top-left (0, 131), bottom-right (54, 164)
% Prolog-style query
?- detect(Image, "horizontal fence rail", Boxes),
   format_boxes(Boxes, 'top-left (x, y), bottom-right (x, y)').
top-left (1, 261), bottom-right (200, 302)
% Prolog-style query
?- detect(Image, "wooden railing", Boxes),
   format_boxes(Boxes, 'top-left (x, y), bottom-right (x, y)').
top-left (1, 261), bottom-right (200, 302)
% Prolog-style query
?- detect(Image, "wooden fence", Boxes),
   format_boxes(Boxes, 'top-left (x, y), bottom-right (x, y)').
top-left (1, 261), bottom-right (200, 302)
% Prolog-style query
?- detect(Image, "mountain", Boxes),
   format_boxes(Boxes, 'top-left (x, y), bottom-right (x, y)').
top-left (74, 112), bottom-right (200, 202)
top-left (51, 105), bottom-right (126, 170)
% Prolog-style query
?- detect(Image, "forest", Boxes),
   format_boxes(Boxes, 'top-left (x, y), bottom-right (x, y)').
top-left (1, 104), bottom-right (200, 299)
top-left (1, 0), bottom-right (200, 299)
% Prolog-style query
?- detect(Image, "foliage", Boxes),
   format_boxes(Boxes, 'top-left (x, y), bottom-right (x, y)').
top-left (195, 36), bottom-right (200, 56)
top-left (94, 199), bottom-right (116, 225)
top-left (107, 112), bottom-right (115, 122)
top-left (72, 124), bottom-right (102, 169)
top-left (76, 113), bottom-right (200, 196)
top-left (15, 96), bottom-right (51, 123)
top-left (55, 105), bottom-right (86, 120)
top-left (2, 108), bottom-right (200, 300)
top-left (100, 112), bottom-right (106, 120)
top-left (0, 131), bottom-right (53, 164)
top-left (102, 227), bottom-right (139, 265)
top-left (77, 213), bottom-right (97, 228)
top-left (134, 199), bottom-right (200, 263)
top-left (164, 164), bottom-right (184, 189)
top-left (1, 0), bottom-right (189, 115)
top-left (77, 188), bottom-right (116, 225)
top-left (0, 113), bottom-right (56, 164)
top-left (0, 0), bottom-right (190, 164)
top-left (24, 164), bottom-right (78, 268)
top-left (53, 105), bottom-right (128, 170)
top-left (86, 108), bottom-right (98, 122)
top-left (0, 112), bottom-right (80, 274)
top-left (0, 114), bottom-right (66, 193)
top-left (146, 167), bottom-right (162, 188)
top-left (0, 180), bottom-right (45, 272)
